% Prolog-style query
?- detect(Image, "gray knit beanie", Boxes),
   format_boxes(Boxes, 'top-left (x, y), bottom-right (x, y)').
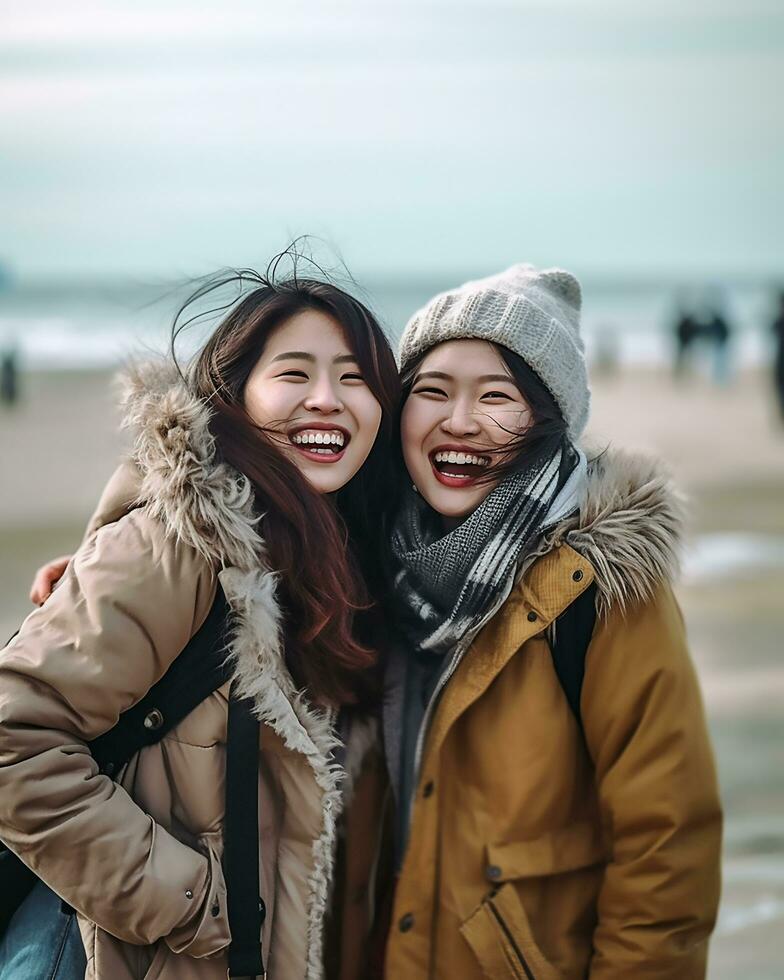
top-left (399, 263), bottom-right (590, 438)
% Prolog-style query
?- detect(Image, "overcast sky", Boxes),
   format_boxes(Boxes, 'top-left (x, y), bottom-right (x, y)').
top-left (1, 0), bottom-right (782, 282)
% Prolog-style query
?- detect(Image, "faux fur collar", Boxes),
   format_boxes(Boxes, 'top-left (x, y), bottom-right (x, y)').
top-left (120, 359), bottom-right (263, 572)
top-left (544, 446), bottom-right (685, 617)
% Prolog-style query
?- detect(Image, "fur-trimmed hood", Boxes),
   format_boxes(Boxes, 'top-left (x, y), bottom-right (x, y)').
top-left (119, 358), bottom-right (264, 572)
top-left (544, 446), bottom-right (685, 617)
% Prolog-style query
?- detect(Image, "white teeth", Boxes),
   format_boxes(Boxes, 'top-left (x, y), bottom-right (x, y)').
top-left (433, 450), bottom-right (489, 466)
top-left (291, 430), bottom-right (346, 447)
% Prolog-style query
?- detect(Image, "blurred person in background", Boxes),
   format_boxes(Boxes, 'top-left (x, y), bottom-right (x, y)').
top-left (0, 271), bottom-right (400, 980)
top-left (0, 343), bottom-right (19, 408)
top-left (381, 264), bottom-right (722, 979)
top-left (673, 307), bottom-right (699, 378)
top-left (772, 290), bottom-right (784, 420)
top-left (672, 287), bottom-right (734, 386)
top-left (704, 306), bottom-right (732, 386)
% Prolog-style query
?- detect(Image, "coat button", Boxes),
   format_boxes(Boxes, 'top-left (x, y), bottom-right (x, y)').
top-left (211, 902), bottom-right (220, 917)
top-left (185, 889), bottom-right (193, 900)
top-left (526, 610), bottom-right (538, 622)
top-left (259, 898), bottom-right (267, 922)
top-left (486, 865), bottom-right (502, 881)
top-left (422, 780), bottom-right (435, 798)
top-left (572, 569), bottom-right (584, 582)
top-left (399, 912), bottom-right (415, 932)
top-left (143, 708), bottom-right (164, 730)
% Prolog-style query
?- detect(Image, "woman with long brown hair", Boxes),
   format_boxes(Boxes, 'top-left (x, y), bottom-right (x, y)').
top-left (0, 267), bottom-right (401, 980)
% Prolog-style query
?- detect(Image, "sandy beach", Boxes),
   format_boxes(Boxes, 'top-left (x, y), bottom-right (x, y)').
top-left (1, 364), bottom-right (783, 977)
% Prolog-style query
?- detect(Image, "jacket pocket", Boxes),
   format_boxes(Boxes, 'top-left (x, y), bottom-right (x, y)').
top-left (485, 820), bottom-right (607, 881)
top-left (461, 884), bottom-right (557, 980)
top-left (164, 832), bottom-right (230, 959)
top-left (460, 822), bottom-right (607, 980)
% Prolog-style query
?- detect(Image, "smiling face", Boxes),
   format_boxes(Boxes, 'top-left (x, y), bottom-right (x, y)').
top-left (244, 308), bottom-right (383, 493)
top-left (401, 339), bottom-right (533, 521)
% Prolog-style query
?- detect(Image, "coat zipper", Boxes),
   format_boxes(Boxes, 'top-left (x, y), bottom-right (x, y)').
top-left (487, 899), bottom-right (536, 980)
top-left (408, 642), bottom-right (463, 824)
top-left (408, 575), bottom-right (517, 827)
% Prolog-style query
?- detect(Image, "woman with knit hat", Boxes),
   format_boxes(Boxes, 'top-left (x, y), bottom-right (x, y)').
top-left (381, 264), bottom-right (722, 979)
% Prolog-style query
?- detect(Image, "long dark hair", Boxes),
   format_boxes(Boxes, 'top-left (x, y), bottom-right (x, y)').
top-left (175, 268), bottom-right (400, 707)
top-left (399, 341), bottom-right (570, 484)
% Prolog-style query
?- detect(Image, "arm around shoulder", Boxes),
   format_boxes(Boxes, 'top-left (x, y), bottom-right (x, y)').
top-left (581, 582), bottom-right (722, 980)
top-left (0, 508), bottom-right (229, 955)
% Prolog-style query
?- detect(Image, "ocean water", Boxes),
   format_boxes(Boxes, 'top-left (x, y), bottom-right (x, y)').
top-left (684, 532), bottom-right (784, 584)
top-left (0, 276), bottom-right (779, 370)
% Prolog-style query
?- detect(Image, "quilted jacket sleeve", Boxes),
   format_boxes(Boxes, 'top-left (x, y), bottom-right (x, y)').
top-left (80, 458), bottom-right (142, 544)
top-left (581, 583), bottom-right (722, 979)
top-left (0, 509), bottom-right (230, 957)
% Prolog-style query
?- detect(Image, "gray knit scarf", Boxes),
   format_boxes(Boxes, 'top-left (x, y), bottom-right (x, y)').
top-left (390, 444), bottom-right (586, 657)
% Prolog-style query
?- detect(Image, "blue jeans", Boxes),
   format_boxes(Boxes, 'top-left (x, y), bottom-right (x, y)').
top-left (0, 881), bottom-right (87, 980)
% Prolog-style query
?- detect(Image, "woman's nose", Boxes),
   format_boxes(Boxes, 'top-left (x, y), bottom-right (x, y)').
top-left (441, 403), bottom-right (482, 436)
top-left (303, 377), bottom-right (344, 414)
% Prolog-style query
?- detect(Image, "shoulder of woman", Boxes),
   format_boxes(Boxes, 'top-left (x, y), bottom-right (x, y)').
top-left (60, 507), bottom-right (220, 655)
top-left (89, 504), bottom-right (216, 584)
top-left (554, 445), bottom-right (685, 618)
top-left (82, 458), bottom-right (145, 543)
top-left (2, 508), bottom-right (219, 735)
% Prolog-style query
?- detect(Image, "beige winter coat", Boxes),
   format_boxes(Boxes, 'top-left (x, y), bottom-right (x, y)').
top-left (0, 362), bottom-right (378, 980)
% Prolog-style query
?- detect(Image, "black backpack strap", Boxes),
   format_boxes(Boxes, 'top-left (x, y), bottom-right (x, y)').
top-left (225, 689), bottom-right (265, 979)
top-left (89, 584), bottom-right (231, 775)
top-left (549, 582), bottom-right (597, 729)
top-left (58, 584), bottom-right (233, 917)
top-left (91, 586), bottom-right (267, 977)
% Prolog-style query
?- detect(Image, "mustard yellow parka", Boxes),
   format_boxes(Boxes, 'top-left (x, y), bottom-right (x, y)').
top-left (383, 450), bottom-right (722, 980)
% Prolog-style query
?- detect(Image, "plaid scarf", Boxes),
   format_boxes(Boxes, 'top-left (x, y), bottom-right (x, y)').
top-left (390, 445), bottom-right (586, 657)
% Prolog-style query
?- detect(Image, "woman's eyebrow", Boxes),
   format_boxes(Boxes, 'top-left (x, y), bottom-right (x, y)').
top-left (415, 371), bottom-right (514, 384)
top-left (271, 351), bottom-right (315, 363)
top-left (270, 351), bottom-right (359, 364)
top-left (478, 374), bottom-right (516, 384)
